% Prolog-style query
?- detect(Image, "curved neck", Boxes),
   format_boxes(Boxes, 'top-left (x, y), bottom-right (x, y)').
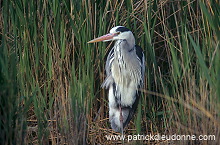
top-left (114, 31), bottom-right (135, 49)
top-left (126, 34), bottom-right (135, 48)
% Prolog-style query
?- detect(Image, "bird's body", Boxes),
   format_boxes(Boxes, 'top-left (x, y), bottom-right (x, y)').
top-left (88, 26), bottom-right (145, 133)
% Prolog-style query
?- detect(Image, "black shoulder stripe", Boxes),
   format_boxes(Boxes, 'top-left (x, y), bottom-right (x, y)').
top-left (135, 45), bottom-right (144, 63)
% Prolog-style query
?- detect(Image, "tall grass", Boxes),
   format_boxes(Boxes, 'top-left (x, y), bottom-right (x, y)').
top-left (0, 0), bottom-right (219, 144)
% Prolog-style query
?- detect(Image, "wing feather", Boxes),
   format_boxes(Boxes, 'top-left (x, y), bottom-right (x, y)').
top-left (101, 48), bottom-right (114, 88)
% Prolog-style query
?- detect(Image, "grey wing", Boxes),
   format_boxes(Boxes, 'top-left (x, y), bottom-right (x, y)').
top-left (141, 53), bottom-right (145, 85)
top-left (101, 48), bottom-right (114, 89)
top-left (135, 45), bottom-right (145, 86)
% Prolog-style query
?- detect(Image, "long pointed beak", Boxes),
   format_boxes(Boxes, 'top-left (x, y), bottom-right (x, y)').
top-left (87, 33), bottom-right (118, 43)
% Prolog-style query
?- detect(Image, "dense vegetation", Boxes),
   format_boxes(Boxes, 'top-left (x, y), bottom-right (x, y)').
top-left (1, 0), bottom-right (219, 144)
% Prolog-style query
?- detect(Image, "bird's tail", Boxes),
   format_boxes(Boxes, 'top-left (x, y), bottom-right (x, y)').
top-left (109, 94), bottom-right (140, 132)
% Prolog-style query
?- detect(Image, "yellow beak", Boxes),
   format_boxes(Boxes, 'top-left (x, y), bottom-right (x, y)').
top-left (87, 33), bottom-right (119, 43)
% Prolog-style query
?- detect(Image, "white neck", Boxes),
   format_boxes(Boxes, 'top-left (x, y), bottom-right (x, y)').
top-left (114, 31), bottom-right (135, 48)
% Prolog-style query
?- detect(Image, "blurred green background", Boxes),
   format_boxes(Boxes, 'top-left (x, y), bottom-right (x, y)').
top-left (0, 0), bottom-right (219, 144)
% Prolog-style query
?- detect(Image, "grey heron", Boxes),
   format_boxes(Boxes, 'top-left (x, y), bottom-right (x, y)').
top-left (88, 26), bottom-right (145, 133)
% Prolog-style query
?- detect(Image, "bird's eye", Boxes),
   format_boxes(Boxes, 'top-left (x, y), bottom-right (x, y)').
top-left (116, 32), bottom-right (121, 35)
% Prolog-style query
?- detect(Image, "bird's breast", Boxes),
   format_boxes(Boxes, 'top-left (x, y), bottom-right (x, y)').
top-left (111, 59), bottom-right (141, 107)
top-left (112, 60), bottom-right (130, 87)
top-left (111, 52), bottom-right (142, 88)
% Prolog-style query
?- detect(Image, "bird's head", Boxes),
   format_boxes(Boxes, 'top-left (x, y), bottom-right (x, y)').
top-left (88, 26), bottom-right (134, 43)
